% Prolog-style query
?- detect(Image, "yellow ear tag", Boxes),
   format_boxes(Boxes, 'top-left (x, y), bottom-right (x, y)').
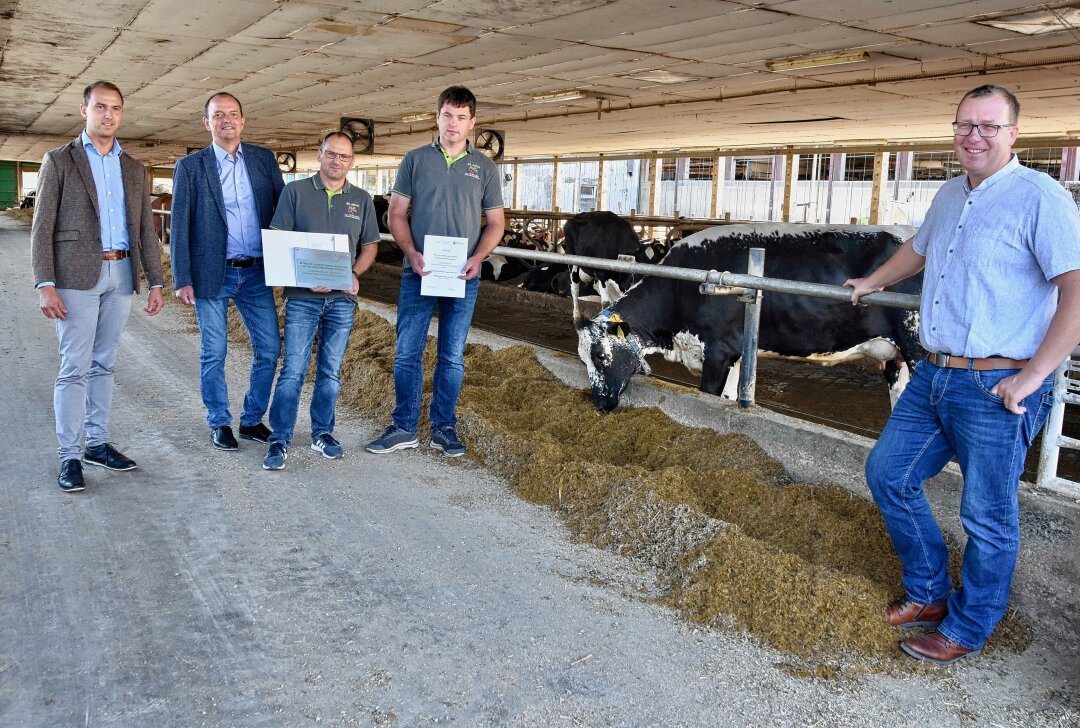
top-left (608, 313), bottom-right (623, 323)
top-left (615, 325), bottom-right (626, 339)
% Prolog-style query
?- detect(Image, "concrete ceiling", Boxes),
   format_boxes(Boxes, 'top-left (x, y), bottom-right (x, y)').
top-left (2, 0), bottom-right (1080, 168)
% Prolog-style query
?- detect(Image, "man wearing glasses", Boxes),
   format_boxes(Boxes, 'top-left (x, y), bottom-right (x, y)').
top-left (261, 132), bottom-right (379, 470)
top-left (846, 85), bottom-right (1080, 664)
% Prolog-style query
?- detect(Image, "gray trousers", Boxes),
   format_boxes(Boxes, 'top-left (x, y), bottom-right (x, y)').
top-left (54, 259), bottom-right (133, 462)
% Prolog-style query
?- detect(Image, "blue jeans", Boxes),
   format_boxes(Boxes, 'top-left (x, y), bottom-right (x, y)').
top-left (268, 296), bottom-right (356, 446)
top-left (392, 270), bottom-right (480, 433)
top-left (193, 263), bottom-right (281, 429)
top-left (866, 361), bottom-right (1053, 650)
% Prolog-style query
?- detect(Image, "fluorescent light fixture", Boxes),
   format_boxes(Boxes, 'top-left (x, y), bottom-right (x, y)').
top-left (620, 70), bottom-right (699, 84)
top-left (400, 112), bottom-right (434, 123)
top-left (531, 89), bottom-right (586, 103)
top-left (766, 50), bottom-right (870, 72)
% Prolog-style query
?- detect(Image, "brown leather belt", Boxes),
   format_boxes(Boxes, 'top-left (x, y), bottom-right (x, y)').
top-left (102, 250), bottom-right (128, 261)
top-left (927, 353), bottom-right (1028, 370)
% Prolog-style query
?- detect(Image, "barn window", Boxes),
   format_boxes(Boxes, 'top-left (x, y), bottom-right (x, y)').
top-left (843, 153), bottom-right (875, 181)
top-left (688, 157), bottom-right (714, 180)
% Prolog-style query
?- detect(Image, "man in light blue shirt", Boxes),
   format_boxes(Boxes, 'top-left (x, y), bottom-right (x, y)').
top-left (170, 92), bottom-right (285, 452)
top-left (31, 81), bottom-right (165, 492)
top-left (847, 85), bottom-right (1080, 665)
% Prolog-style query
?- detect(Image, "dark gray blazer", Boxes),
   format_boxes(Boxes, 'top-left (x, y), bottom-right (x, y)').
top-left (30, 137), bottom-right (164, 293)
top-left (168, 143), bottom-right (285, 297)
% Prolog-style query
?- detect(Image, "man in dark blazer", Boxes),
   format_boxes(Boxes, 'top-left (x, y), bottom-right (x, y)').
top-left (31, 80), bottom-right (165, 492)
top-left (170, 92), bottom-right (285, 451)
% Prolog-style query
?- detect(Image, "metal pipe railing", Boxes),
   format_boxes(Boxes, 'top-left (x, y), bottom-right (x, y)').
top-left (1036, 347), bottom-right (1080, 497)
top-left (490, 246), bottom-right (921, 310)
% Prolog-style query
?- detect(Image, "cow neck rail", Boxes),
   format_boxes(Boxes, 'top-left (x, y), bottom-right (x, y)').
top-left (1036, 349), bottom-right (1080, 498)
top-left (490, 246), bottom-right (921, 310)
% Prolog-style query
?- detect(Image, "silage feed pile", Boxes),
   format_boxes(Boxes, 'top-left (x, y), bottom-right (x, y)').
top-left (152, 252), bottom-right (1032, 675)
top-left (339, 310), bottom-right (1031, 674)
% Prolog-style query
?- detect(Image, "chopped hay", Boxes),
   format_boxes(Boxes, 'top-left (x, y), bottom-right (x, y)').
top-left (332, 309), bottom-right (1033, 674)
top-left (4, 207), bottom-right (34, 224)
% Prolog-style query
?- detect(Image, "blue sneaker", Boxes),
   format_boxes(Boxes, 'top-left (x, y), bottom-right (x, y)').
top-left (262, 442), bottom-right (287, 470)
top-left (365, 425), bottom-right (419, 454)
top-left (311, 433), bottom-right (344, 459)
top-left (430, 426), bottom-right (465, 458)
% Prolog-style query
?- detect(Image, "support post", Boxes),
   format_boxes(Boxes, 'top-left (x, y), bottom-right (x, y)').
top-left (1037, 358), bottom-right (1070, 488)
top-left (738, 247), bottom-right (765, 409)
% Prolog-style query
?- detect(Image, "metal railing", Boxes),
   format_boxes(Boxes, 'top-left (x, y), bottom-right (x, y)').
top-left (491, 244), bottom-right (920, 412)
top-left (496, 244), bottom-right (1080, 497)
top-left (1036, 349), bottom-right (1080, 497)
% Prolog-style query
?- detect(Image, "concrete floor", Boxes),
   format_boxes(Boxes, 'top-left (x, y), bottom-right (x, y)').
top-left (1, 216), bottom-right (1077, 727)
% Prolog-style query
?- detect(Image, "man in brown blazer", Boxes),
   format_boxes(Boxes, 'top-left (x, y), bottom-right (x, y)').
top-left (31, 80), bottom-right (165, 492)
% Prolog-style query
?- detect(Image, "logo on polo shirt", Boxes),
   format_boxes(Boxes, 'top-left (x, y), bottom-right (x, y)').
top-left (465, 163), bottom-right (481, 180)
top-left (344, 202), bottom-right (361, 220)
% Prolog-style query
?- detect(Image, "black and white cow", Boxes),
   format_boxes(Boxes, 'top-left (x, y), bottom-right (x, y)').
top-left (576, 224), bottom-right (922, 412)
top-left (481, 229), bottom-right (536, 282)
top-left (563, 211), bottom-right (640, 304)
top-left (519, 263), bottom-right (573, 296)
top-left (373, 194), bottom-right (391, 233)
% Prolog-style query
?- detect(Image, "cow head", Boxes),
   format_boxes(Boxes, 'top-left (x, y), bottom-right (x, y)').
top-left (576, 310), bottom-right (650, 412)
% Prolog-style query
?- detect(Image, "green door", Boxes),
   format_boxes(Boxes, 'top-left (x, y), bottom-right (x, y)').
top-left (0, 161), bottom-right (17, 209)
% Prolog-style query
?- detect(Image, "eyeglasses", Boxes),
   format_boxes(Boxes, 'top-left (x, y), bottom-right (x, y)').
top-left (321, 151), bottom-right (353, 162)
top-left (952, 122), bottom-right (1014, 138)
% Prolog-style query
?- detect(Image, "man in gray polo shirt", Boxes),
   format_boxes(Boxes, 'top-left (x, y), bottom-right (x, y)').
top-left (847, 84), bottom-right (1080, 665)
top-left (261, 132), bottom-right (380, 470)
top-left (366, 86), bottom-right (505, 458)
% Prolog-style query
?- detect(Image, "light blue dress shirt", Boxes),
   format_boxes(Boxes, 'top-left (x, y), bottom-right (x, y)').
top-left (212, 142), bottom-right (262, 259)
top-left (81, 130), bottom-right (128, 252)
top-left (914, 155), bottom-right (1080, 359)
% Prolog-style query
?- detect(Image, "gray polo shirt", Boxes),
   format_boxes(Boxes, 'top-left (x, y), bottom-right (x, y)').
top-left (392, 140), bottom-right (503, 270)
top-left (270, 174), bottom-right (381, 300)
top-left (914, 155), bottom-right (1080, 359)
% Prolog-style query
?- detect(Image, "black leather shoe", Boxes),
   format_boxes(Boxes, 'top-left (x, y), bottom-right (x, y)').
top-left (211, 425), bottom-right (239, 451)
top-left (238, 422), bottom-right (272, 443)
top-left (83, 443), bottom-right (138, 471)
top-left (58, 459), bottom-right (85, 492)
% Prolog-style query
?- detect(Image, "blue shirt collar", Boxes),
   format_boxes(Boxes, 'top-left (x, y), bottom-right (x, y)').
top-left (212, 141), bottom-right (244, 162)
top-left (80, 130), bottom-right (122, 158)
top-left (964, 154), bottom-right (1019, 193)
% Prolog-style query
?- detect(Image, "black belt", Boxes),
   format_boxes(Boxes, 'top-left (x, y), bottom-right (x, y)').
top-left (226, 257), bottom-right (260, 268)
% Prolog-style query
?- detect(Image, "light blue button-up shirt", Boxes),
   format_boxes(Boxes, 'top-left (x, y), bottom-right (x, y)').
top-left (914, 155), bottom-right (1080, 359)
top-left (212, 142), bottom-right (262, 259)
top-left (81, 130), bottom-right (128, 252)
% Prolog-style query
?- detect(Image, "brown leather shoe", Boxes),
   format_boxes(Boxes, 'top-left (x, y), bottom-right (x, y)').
top-left (884, 597), bottom-right (947, 629)
top-left (901, 633), bottom-right (980, 665)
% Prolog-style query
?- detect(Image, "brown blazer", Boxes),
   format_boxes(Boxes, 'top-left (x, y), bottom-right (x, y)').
top-left (31, 137), bottom-right (164, 293)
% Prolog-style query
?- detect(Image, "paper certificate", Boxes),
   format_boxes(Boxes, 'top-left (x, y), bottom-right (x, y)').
top-left (262, 229), bottom-right (351, 287)
top-left (420, 235), bottom-right (467, 298)
top-left (293, 248), bottom-right (353, 290)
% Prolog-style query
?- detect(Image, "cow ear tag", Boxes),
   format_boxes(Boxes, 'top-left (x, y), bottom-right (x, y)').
top-left (615, 325), bottom-right (626, 339)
